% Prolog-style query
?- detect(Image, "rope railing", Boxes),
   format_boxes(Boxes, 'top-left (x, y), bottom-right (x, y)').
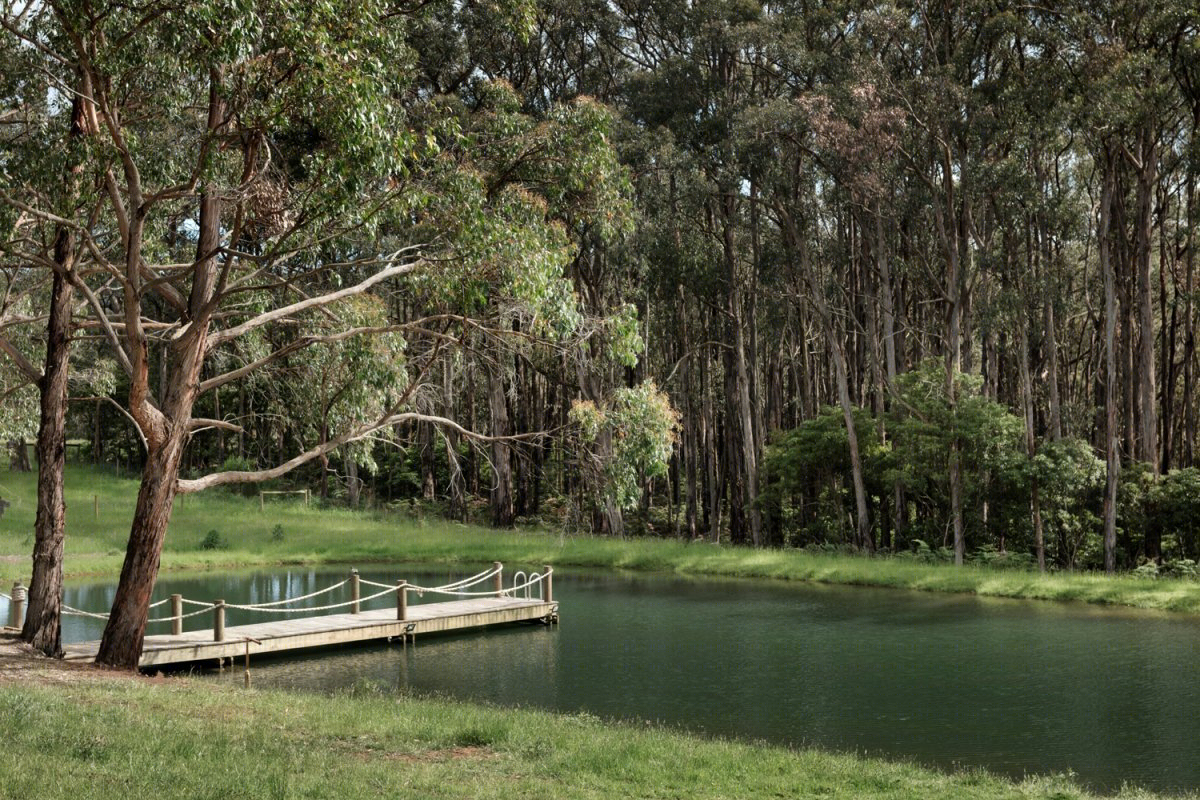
top-left (222, 584), bottom-right (396, 614)
top-left (360, 564), bottom-right (500, 594)
top-left (410, 571), bottom-right (549, 598)
top-left (147, 605), bottom-right (214, 625)
top-left (228, 579), bottom-right (350, 609)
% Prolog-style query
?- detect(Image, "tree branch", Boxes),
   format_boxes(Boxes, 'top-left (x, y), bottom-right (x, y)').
top-left (207, 253), bottom-right (426, 347)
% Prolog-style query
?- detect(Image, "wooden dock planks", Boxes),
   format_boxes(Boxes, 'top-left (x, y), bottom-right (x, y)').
top-left (62, 596), bottom-right (558, 668)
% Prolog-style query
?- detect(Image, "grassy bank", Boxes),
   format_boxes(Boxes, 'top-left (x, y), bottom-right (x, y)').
top-left (0, 664), bottom-right (1177, 800)
top-left (3, 464), bottom-right (1200, 613)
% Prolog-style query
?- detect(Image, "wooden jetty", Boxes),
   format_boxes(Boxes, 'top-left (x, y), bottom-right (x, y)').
top-left (40, 563), bottom-right (556, 669)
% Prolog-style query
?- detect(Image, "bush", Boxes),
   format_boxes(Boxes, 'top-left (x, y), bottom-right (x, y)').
top-left (270, 524), bottom-right (285, 542)
top-left (199, 529), bottom-right (227, 550)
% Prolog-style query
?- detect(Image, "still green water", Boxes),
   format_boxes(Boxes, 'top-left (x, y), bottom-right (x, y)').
top-left (36, 565), bottom-right (1200, 794)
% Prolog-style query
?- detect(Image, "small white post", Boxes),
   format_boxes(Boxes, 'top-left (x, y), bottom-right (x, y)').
top-left (10, 581), bottom-right (25, 629)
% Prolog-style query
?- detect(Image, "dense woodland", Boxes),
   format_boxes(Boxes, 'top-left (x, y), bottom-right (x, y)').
top-left (4, 1), bottom-right (1200, 664)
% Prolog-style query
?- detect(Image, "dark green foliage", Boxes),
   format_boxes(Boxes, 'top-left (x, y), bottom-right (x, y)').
top-left (199, 530), bottom-right (227, 551)
top-left (760, 405), bottom-right (888, 548)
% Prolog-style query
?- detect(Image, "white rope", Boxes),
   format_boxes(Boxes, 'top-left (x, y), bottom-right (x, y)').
top-left (233, 579), bottom-right (349, 608)
top-left (408, 571), bottom-right (548, 598)
top-left (63, 597), bottom-right (181, 620)
top-left (146, 605), bottom-right (216, 624)
top-left (177, 578), bottom-right (350, 610)
top-left (61, 604), bottom-right (109, 620)
top-left (360, 565), bottom-right (500, 593)
top-left (223, 584), bottom-right (397, 614)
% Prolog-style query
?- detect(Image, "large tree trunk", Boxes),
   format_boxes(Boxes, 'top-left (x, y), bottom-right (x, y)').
top-left (96, 73), bottom-right (226, 668)
top-left (22, 257), bottom-right (73, 657)
top-left (94, 436), bottom-right (186, 667)
top-left (22, 82), bottom-right (93, 658)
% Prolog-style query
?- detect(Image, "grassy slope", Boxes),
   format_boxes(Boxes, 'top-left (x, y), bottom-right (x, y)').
top-left (0, 674), bottom-right (1177, 800)
top-left (3, 464), bottom-right (1200, 614)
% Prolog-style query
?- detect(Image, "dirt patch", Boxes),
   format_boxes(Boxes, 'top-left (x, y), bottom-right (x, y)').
top-left (0, 634), bottom-right (139, 686)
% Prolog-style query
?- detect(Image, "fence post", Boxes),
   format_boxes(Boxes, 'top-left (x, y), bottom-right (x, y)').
top-left (351, 569), bottom-right (361, 614)
top-left (10, 581), bottom-right (25, 629)
top-left (396, 581), bottom-right (407, 621)
top-left (543, 566), bottom-right (553, 603)
top-left (213, 599), bottom-right (226, 642)
top-left (171, 594), bottom-right (183, 636)
top-left (493, 561), bottom-right (503, 595)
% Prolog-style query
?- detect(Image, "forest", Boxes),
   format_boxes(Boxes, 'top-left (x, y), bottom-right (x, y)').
top-left (4, 1), bottom-right (1200, 666)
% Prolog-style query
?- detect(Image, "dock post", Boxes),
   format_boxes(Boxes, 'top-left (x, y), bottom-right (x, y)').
top-left (351, 569), bottom-right (360, 614)
top-left (493, 561), bottom-right (503, 595)
top-left (213, 599), bottom-right (225, 642)
top-left (543, 566), bottom-right (553, 603)
top-left (10, 581), bottom-right (25, 629)
top-left (396, 581), bottom-right (407, 620)
top-left (171, 594), bottom-right (183, 636)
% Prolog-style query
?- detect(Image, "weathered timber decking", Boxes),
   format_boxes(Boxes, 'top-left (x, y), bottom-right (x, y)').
top-left (61, 596), bottom-right (558, 668)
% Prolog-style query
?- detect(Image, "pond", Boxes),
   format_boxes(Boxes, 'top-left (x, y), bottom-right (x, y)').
top-left (11, 564), bottom-right (1200, 794)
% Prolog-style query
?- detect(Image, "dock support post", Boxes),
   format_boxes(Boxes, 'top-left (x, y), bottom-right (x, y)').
top-left (213, 599), bottom-right (225, 642)
top-left (543, 566), bottom-right (553, 603)
top-left (493, 561), bottom-right (503, 595)
top-left (171, 594), bottom-right (183, 636)
top-left (10, 581), bottom-right (25, 629)
top-left (351, 569), bottom-right (360, 614)
top-left (396, 581), bottom-right (407, 620)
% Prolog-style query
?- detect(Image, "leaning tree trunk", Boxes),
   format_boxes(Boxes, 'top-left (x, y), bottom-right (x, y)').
top-left (22, 83), bottom-right (93, 657)
top-left (94, 434), bottom-right (187, 667)
top-left (22, 258), bottom-right (73, 657)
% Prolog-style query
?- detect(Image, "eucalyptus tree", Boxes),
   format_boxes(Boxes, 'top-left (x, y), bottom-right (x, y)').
top-left (0, 0), bottom-right (640, 669)
top-left (0, 1), bottom-right (110, 654)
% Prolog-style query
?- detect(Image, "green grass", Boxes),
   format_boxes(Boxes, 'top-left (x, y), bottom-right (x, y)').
top-left (3, 463), bottom-right (1200, 614)
top-left (0, 674), bottom-right (1181, 800)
